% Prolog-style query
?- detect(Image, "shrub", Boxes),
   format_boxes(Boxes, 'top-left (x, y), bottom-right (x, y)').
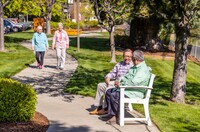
top-left (64, 19), bottom-right (77, 29)
top-left (70, 21), bottom-right (77, 29)
top-left (65, 19), bottom-right (71, 29)
top-left (50, 21), bottom-right (58, 29)
top-left (79, 21), bottom-right (84, 29)
top-left (114, 35), bottom-right (130, 48)
top-left (88, 20), bottom-right (98, 27)
top-left (0, 78), bottom-right (37, 122)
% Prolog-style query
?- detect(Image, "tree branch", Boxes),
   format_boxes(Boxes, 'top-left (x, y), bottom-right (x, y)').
top-left (3, 0), bottom-right (10, 7)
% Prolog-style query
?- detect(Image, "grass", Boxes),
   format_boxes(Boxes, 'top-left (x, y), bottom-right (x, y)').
top-left (1, 30), bottom-right (54, 78)
top-left (1, 30), bottom-right (200, 131)
top-left (65, 32), bottom-right (200, 132)
top-left (65, 37), bottom-right (113, 96)
top-left (0, 30), bottom-right (35, 77)
top-left (145, 57), bottom-right (200, 132)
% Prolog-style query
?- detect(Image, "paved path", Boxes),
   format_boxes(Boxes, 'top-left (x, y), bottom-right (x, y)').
top-left (12, 40), bottom-right (160, 132)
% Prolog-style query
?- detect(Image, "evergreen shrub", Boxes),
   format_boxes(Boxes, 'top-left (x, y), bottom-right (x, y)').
top-left (0, 78), bottom-right (37, 122)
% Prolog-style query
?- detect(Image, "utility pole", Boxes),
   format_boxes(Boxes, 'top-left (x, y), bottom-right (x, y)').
top-left (76, 0), bottom-right (80, 52)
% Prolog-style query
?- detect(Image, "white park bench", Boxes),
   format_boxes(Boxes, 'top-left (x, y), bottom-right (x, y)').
top-left (119, 73), bottom-right (156, 126)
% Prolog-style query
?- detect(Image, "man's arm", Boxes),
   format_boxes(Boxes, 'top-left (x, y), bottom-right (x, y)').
top-left (104, 62), bottom-right (121, 87)
top-left (105, 78), bottom-right (110, 86)
top-left (104, 62), bottom-right (120, 80)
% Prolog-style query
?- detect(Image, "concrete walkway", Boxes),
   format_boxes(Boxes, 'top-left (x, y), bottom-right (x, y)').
top-left (12, 40), bottom-right (160, 132)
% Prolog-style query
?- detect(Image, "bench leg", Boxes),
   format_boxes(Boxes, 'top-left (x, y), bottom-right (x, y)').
top-left (144, 102), bottom-right (152, 126)
top-left (128, 103), bottom-right (133, 111)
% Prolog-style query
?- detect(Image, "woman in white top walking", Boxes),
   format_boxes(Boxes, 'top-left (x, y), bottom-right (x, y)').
top-left (52, 23), bottom-right (69, 70)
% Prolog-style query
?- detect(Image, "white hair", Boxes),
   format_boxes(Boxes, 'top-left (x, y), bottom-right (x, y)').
top-left (58, 23), bottom-right (63, 28)
top-left (37, 26), bottom-right (42, 31)
top-left (133, 50), bottom-right (144, 61)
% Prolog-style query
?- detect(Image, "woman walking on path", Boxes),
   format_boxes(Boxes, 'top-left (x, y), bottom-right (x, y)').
top-left (52, 23), bottom-right (69, 70)
top-left (32, 26), bottom-right (49, 69)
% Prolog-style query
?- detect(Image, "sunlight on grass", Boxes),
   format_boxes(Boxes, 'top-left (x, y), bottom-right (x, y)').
top-left (150, 101), bottom-right (200, 132)
top-left (1, 31), bottom-right (54, 78)
top-left (0, 31), bottom-right (35, 77)
top-left (65, 32), bottom-right (200, 132)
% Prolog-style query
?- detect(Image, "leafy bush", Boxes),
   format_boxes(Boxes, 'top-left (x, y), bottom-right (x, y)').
top-left (65, 19), bottom-right (71, 29)
top-left (79, 21), bottom-right (84, 29)
top-left (50, 21), bottom-right (58, 29)
top-left (69, 21), bottom-right (77, 29)
top-left (114, 35), bottom-right (130, 48)
top-left (0, 78), bottom-right (37, 122)
top-left (87, 20), bottom-right (98, 27)
top-left (51, 19), bottom-right (98, 30)
top-left (64, 19), bottom-right (77, 29)
top-left (158, 23), bottom-right (175, 45)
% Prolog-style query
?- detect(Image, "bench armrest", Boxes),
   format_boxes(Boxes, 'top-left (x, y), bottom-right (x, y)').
top-left (120, 86), bottom-right (153, 90)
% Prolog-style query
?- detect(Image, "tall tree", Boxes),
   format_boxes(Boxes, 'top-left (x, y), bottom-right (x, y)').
top-left (35, 0), bottom-right (58, 34)
top-left (91, 0), bottom-right (131, 63)
top-left (146, 0), bottom-right (200, 103)
top-left (4, 0), bottom-right (35, 18)
top-left (80, 0), bottom-right (94, 21)
top-left (45, 0), bottom-right (57, 34)
top-left (42, 0), bottom-right (66, 34)
top-left (25, 0), bottom-right (64, 34)
top-left (0, 0), bottom-right (10, 51)
top-left (129, 0), bottom-right (164, 51)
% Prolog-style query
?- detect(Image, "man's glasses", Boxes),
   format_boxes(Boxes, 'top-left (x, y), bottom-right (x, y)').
top-left (124, 55), bottom-right (132, 58)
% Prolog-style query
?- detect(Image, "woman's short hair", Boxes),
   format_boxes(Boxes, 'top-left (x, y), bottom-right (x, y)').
top-left (58, 22), bottom-right (63, 28)
top-left (133, 50), bottom-right (144, 61)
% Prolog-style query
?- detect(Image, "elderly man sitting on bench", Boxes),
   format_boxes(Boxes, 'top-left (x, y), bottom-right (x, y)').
top-left (103, 50), bottom-right (151, 124)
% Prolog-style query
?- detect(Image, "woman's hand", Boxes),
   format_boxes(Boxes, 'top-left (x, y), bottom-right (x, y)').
top-left (66, 44), bottom-right (69, 49)
top-left (52, 45), bottom-right (55, 50)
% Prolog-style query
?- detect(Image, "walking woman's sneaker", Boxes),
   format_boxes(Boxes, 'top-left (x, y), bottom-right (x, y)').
top-left (39, 65), bottom-right (42, 69)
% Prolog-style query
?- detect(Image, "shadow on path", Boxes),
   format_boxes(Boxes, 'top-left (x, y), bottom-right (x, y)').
top-left (12, 40), bottom-right (78, 102)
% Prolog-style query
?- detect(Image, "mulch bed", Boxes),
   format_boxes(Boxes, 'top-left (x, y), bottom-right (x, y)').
top-left (0, 111), bottom-right (49, 132)
top-left (144, 51), bottom-right (200, 64)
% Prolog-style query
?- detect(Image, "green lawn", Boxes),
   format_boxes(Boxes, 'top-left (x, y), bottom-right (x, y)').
top-left (0, 30), bottom-right (53, 78)
top-left (0, 31), bottom-right (35, 77)
top-left (1, 31), bottom-right (200, 131)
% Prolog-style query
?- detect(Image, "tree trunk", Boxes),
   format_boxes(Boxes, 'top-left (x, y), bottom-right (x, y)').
top-left (46, 12), bottom-right (52, 35)
top-left (109, 27), bottom-right (116, 63)
top-left (0, 6), bottom-right (4, 51)
top-left (170, 18), bottom-right (189, 103)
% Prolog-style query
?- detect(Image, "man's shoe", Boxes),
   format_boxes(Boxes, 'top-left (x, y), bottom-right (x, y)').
top-left (99, 114), bottom-right (113, 121)
top-left (89, 108), bottom-right (98, 115)
top-left (106, 116), bottom-right (117, 125)
top-left (97, 109), bottom-right (108, 115)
